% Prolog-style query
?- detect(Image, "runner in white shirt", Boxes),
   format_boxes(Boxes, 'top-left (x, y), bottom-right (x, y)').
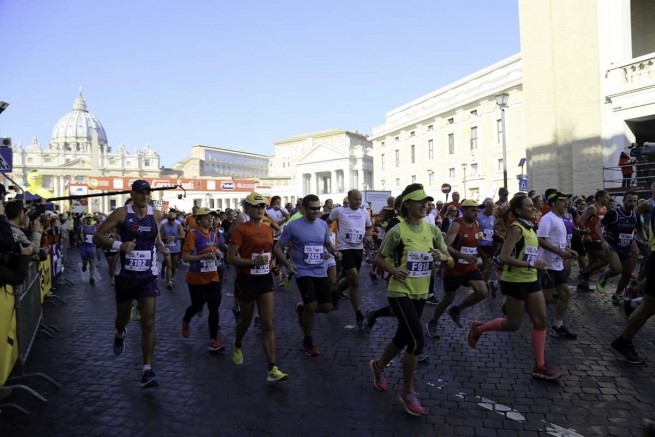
top-left (537, 191), bottom-right (578, 339)
top-left (327, 189), bottom-right (373, 329)
top-left (422, 201), bottom-right (436, 226)
top-left (266, 196), bottom-right (292, 288)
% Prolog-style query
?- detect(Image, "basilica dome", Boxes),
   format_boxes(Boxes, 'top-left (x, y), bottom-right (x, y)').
top-left (50, 89), bottom-right (108, 151)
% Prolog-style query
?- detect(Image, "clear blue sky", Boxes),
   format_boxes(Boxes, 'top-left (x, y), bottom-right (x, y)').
top-left (0, 0), bottom-right (520, 168)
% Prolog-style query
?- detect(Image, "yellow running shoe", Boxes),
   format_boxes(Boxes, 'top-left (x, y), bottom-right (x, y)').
top-left (232, 341), bottom-right (243, 365)
top-left (266, 366), bottom-right (288, 382)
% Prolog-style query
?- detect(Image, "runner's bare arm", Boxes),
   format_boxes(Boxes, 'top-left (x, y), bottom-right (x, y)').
top-left (576, 205), bottom-right (596, 229)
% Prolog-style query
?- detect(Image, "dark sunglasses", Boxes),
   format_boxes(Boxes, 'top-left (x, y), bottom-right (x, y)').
top-left (250, 203), bottom-right (267, 209)
top-left (307, 206), bottom-right (321, 211)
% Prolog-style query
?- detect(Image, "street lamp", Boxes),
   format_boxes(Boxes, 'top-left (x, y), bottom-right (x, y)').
top-left (495, 92), bottom-right (509, 191)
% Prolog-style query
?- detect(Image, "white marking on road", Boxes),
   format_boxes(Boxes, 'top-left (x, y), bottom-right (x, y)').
top-left (343, 325), bottom-right (355, 329)
top-left (543, 421), bottom-right (586, 437)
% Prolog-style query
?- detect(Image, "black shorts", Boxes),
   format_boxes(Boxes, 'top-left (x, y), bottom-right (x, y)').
top-left (500, 280), bottom-right (541, 301)
top-left (296, 276), bottom-right (331, 304)
top-left (584, 241), bottom-right (603, 254)
top-left (478, 245), bottom-right (492, 260)
top-left (443, 269), bottom-right (484, 292)
top-left (644, 254), bottom-right (655, 297)
top-left (115, 275), bottom-right (160, 304)
top-left (234, 273), bottom-right (273, 303)
top-left (340, 249), bottom-right (363, 271)
top-left (571, 236), bottom-right (586, 257)
top-left (540, 268), bottom-right (569, 289)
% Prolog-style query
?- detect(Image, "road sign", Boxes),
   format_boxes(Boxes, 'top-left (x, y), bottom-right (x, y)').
top-left (518, 158), bottom-right (526, 167)
top-left (518, 178), bottom-right (528, 192)
top-left (441, 183), bottom-right (452, 194)
top-left (0, 148), bottom-right (12, 173)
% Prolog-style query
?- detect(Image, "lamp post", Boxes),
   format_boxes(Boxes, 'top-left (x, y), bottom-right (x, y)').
top-left (495, 92), bottom-right (509, 191)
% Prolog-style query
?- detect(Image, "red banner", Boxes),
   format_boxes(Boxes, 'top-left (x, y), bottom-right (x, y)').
top-left (86, 177), bottom-right (270, 193)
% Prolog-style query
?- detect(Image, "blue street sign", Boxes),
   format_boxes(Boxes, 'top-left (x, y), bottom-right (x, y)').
top-left (0, 148), bottom-right (12, 173)
top-left (518, 158), bottom-right (526, 167)
top-left (518, 178), bottom-right (528, 192)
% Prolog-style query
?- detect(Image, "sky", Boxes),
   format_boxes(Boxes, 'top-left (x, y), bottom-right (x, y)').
top-left (0, 0), bottom-right (520, 168)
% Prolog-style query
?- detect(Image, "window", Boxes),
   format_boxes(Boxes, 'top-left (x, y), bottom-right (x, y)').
top-left (411, 175), bottom-right (417, 183)
top-left (381, 141), bottom-right (385, 147)
top-left (395, 136), bottom-right (400, 142)
top-left (27, 157), bottom-right (33, 163)
top-left (447, 118), bottom-right (454, 124)
top-left (497, 158), bottom-right (504, 171)
top-left (395, 178), bottom-right (401, 187)
top-left (410, 131), bottom-right (415, 137)
top-left (428, 171), bottom-right (435, 184)
top-left (44, 156), bottom-right (52, 163)
top-left (381, 154), bottom-right (385, 171)
top-left (410, 145), bottom-right (415, 163)
top-left (428, 139), bottom-right (434, 160)
top-left (497, 119), bottom-right (503, 144)
top-left (470, 110), bottom-right (478, 116)
top-left (470, 126), bottom-right (478, 150)
top-left (448, 134), bottom-right (455, 155)
top-left (449, 167), bottom-right (455, 178)
top-left (144, 159), bottom-right (150, 166)
top-left (381, 180), bottom-right (386, 189)
top-left (395, 149), bottom-right (400, 167)
top-left (471, 163), bottom-right (478, 175)
top-left (209, 199), bottom-right (215, 209)
top-left (427, 125), bottom-right (433, 131)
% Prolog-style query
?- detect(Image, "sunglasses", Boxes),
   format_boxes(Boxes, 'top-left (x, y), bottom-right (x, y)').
top-left (250, 203), bottom-right (267, 209)
top-left (307, 206), bottom-right (321, 211)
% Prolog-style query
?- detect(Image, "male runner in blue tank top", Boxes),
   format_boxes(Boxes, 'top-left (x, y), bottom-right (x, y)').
top-left (94, 180), bottom-right (169, 388)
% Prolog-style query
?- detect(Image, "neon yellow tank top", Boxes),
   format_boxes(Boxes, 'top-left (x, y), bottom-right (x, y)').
top-left (388, 220), bottom-right (435, 298)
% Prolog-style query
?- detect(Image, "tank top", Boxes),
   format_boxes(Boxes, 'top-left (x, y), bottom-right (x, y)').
top-left (117, 205), bottom-right (158, 278)
top-left (561, 213), bottom-right (574, 245)
top-left (502, 221), bottom-right (538, 283)
top-left (186, 229), bottom-right (220, 277)
top-left (445, 218), bottom-right (480, 275)
top-left (585, 203), bottom-right (606, 242)
top-left (604, 208), bottom-right (638, 248)
top-left (161, 221), bottom-right (182, 253)
top-left (79, 224), bottom-right (97, 247)
top-left (387, 220), bottom-right (436, 298)
top-left (477, 211), bottom-right (495, 247)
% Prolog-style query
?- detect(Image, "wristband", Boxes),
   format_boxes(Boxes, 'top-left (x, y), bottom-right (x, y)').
top-left (112, 241), bottom-right (122, 252)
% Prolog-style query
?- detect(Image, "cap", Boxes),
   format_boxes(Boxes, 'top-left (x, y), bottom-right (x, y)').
top-left (131, 179), bottom-right (151, 192)
top-left (244, 192), bottom-right (266, 206)
top-left (547, 191), bottom-right (572, 201)
top-left (343, 196), bottom-right (349, 203)
top-left (461, 199), bottom-right (482, 208)
top-left (195, 207), bottom-right (219, 217)
top-left (499, 187), bottom-right (509, 195)
top-left (403, 188), bottom-right (434, 203)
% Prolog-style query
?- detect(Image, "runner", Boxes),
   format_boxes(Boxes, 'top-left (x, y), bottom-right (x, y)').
top-left (327, 189), bottom-right (373, 328)
top-left (185, 205), bottom-right (199, 233)
top-left (467, 195), bottom-right (562, 380)
top-left (160, 211), bottom-right (186, 290)
top-left (226, 192), bottom-right (288, 382)
top-left (104, 227), bottom-right (119, 286)
top-left (266, 195), bottom-right (292, 288)
top-left (180, 208), bottom-right (225, 353)
top-left (368, 184), bottom-right (451, 415)
top-left (576, 190), bottom-right (610, 291)
top-left (596, 191), bottom-right (645, 302)
top-left (477, 199), bottom-right (498, 283)
top-left (77, 215), bottom-right (98, 284)
top-left (93, 180), bottom-right (169, 388)
top-left (537, 191), bottom-right (578, 338)
top-left (274, 194), bottom-right (341, 356)
top-left (426, 199), bottom-right (488, 338)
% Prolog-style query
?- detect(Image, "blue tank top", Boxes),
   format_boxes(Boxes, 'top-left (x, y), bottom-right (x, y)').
top-left (117, 205), bottom-right (159, 278)
top-left (187, 229), bottom-right (219, 274)
top-left (562, 213), bottom-right (574, 245)
top-left (477, 212), bottom-right (495, 247)
top-left (161, 221), bottom-right (181, 253)
top-left (217, 231), bottom-right (226, 270)
top-left (79, 224), bottom-right (97, 247)
top-left (605, 208), bottom-right (638, 248)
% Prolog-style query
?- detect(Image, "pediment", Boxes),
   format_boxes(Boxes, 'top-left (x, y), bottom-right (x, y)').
top-left (58, 158), bottom-right (91, 168)
top-left (295, 142), bottom-right (349, 165)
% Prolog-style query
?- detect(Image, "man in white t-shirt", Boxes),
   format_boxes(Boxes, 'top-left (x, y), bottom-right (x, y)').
top-left (422, 201), bottom-right (436, 226)
top-left (267, 195), bottom-right (291, 287)
top-left (327, 189), bottom-right (373, 329)
top-left (537, 191), bottom-right (578, 339)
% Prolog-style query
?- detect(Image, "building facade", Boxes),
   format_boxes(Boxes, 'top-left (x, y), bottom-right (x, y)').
top-left (370, 55), bottom-right (525, 201)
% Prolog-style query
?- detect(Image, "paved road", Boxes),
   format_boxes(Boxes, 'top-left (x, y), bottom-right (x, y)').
top-left (1, 249), bottom-right (654, 436)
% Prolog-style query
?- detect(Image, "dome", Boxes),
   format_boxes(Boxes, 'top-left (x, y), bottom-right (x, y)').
top-left (50, 88), bottom-right (107, 149)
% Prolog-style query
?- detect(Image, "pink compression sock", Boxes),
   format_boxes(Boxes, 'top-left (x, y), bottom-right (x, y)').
top-left (532, 329), bottom-right (546, 367)
top-left (476, 318), bottom-right (504, 334)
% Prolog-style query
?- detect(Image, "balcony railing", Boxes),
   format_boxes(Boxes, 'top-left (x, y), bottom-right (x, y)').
top-left (607, 53), bottom-right (655, 87)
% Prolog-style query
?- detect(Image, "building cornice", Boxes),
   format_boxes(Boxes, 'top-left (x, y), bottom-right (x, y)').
top-left (274, 129), bottom-right (369, 145)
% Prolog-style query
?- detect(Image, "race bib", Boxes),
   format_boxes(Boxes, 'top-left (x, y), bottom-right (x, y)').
top-left (304, 245), bottom-right (324, 265)
top-left (200, 259), bottom-right (217, 272)
top-left (345, 229), bottom-right (363, 244)
top-left (566, 234), bottom-right (573, 244)
top-left (522, 245), bottom-right (538, 265)
top-left (166, 238), bottom-right (176, 247)
top-left (406, 251), bottom-right (433, 278)
top-left (618, 232), bottom-right (634, 247)
top-left (483, 229), bottom-right (494, 242)
top-left (250, 252), bottom-right (271, 275)
top-left (125, 250), bottom-right (152, 272)
top-left (457, 246), bottom-right (478, 264)
top-left (85, 234), bottom-right (94, 243)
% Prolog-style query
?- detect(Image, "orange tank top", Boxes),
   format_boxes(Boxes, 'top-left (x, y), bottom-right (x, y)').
top-left (445, 218), bottom-right (480, 275)
top-left (585, 203), bottom-right (607, 241)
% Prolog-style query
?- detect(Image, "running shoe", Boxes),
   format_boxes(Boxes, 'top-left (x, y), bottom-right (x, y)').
top-left (369, 271), bottom-right (378, 284)
top-left (596, 277), bottom-right (607, 293)
top-left (181, 320), bottom-right (190, 338)
top-left (610, 338), bottom-right (644, 364)
top-left (426, 321), bottom-right (440, 339)
top-left (551, 325), bottom-right (577, 339)
top-left (232, 304), bottom-right (241, 324)
top-left (624, 298), bottom-right (636, 318)
top-left (365, 258), bottom-right (373, 264)
top-left (208, 339), bottom-right (225, 352)
top-left (532, 364), bottom-right (562, 380)
top-left (364, 310), bottom-right (376, 334)
top-left (576, 283), bottom-right (593, 293)
top-left (267, 366), bottom-right (289, 382)
top-left (399, 391), bottom-right (425, 416)
top-left (467, 321), bottom-right (482, 348)
top-left (339, 291), bottom-right (349, 300)
top-left (369, 359), bottom-right (387, 391)
top-left (232, 341), bottom-right (243, 365)
top-left (295, 303), bottom-right (304, 327)
top-left (140, 369), bottom-right (159, 388)
top-left (356, 315), bottom-right (365, 330)
top-left (611, 293), bottom-right (622, 305)
top-left (113, 328), bottom-right (126, 356)
top-left (447, 306), bottom-right (463, 328)
top-left (254, 316), bottom-right (261, 329)
top-left (487, 280), bottom-right (499, 299)
top-left (277, 277), bottom-right (285, 288)
top-left (302, 339), bottom-right (319, 356)
top-left (90, 277), bottom-right (95, 284)
top-left (284, 275), bottom-right (293, 290)
top-left (426, 294), bottom-right (438, 305)
top-left (166, 281), bottom-right (174, 291)
top-left (418, 354), bottom-right (429, 363)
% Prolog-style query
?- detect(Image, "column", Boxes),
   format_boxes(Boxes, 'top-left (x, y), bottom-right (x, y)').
top-left (358, 169), bottom-right (364, 190)
top-left (330, 170), bottom-right (337, 194)
top-left (309, 173), bottom-right (316, 195)
top-left (318, 175), bottom-right (324, 194)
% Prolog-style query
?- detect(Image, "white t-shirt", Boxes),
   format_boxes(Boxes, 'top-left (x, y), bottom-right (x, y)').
top-left (329, 206), bottom-right (372, 250)
top-left (422, 213), bottom-right (436, 226)
top-left (266, 208), bottom-right (288, 240)
top-left (536, 211), bottom-right (567, 271)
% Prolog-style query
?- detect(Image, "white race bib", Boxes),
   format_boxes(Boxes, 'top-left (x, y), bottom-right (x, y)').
top-left (304, 245), bottom-right (324, 265)
top-left (483, 229), bottom-right (494, 242)
top-left (618, 232), bottom-right (634, 247)
top-left (85, 234), bottom-right (94, 243)
top-left (166, 238), bottom-right (176, 247)
top-left (406, 251), bottom-right (433, 278)
top-left (566, 234), bottom-right (573, 244)
top-left (200, 259), bottom-right (217, 272)
top-left (250, 252), bottom-right (271, 275)
top-left (522, 245), bottom-right (538, 265)
top-left (457, 246), bottom-right (478, 264)
top-left (125, 250), bottom-right (152, 272)
top-left (345, 229), bottom-right (363, 244)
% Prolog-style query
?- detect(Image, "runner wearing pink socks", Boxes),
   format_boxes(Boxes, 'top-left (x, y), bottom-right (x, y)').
top-left (467, 195), bottom-right (561, 380)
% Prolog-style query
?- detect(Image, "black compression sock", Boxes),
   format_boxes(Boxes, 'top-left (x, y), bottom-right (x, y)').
top-left (374, 307), bottom-right (392, 318)
top-left (268, 362), bottom-right (275, 371)
top-left (355, 310), bottom-right (364, 320)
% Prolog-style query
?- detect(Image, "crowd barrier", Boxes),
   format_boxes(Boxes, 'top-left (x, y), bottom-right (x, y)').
top-left (0, 242), bottom-right (66, 415)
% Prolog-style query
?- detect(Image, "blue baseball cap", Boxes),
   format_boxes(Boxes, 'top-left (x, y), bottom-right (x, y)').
top-left (131, 179), bottom-right (151, 192)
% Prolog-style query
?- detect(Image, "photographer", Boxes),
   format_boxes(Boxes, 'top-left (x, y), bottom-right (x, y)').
top-left (6, 201), bottom-right (43, 254)
top-left (0, 201), bottom-right (34, 286)
top-left (619, 151), bottom-right (634, 187)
